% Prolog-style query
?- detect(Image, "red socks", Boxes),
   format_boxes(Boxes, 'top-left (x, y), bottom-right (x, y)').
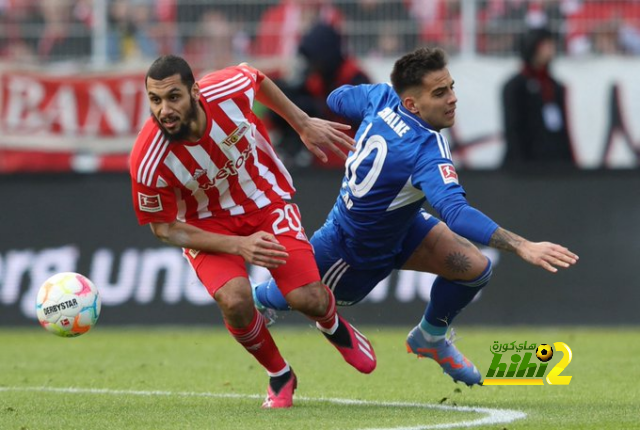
top-left (225, 309), bottom-right (287, 375)
top-left (310, 285), bottom-right (339, 334)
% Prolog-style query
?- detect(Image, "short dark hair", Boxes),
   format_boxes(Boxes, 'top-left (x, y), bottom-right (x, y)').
top-left (145, 55), bottom-right (195, 89)
top-left (390, 48), bottom-right (448, 95)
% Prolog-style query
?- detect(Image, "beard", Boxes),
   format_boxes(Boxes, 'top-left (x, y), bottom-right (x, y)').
top-left (152, 96), bottom-right (199, 142)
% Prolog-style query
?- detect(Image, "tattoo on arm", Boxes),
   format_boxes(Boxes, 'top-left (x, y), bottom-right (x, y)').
top-left (445, 252), bottom-right (472, 274)
top-left (489, 227), bottom-right (524, 253)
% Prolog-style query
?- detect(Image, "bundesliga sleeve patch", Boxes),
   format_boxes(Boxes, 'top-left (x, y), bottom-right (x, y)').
top-left (138, 192), bottom-right (163, 213)
top-left (438, 163), bottom-right (459, 184)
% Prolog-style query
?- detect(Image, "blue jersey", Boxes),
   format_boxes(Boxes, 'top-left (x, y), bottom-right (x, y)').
top-left (325, 83), bottom-right (470, 267)
top-left (254, 83), bottom-right (499, 308)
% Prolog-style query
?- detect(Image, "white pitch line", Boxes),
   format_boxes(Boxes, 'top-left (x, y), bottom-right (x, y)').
top-left (0, 386), bottom-right (526, 430)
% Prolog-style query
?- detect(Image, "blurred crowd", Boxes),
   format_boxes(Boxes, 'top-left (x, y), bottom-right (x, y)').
top-left (2, 0), bottom-right (640, 68)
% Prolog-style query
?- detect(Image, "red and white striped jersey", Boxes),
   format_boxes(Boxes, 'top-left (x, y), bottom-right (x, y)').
top-left (130, 65), bottom-right (295, 225)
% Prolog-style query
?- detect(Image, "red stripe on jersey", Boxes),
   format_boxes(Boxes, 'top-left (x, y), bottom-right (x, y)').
top-left (140, 132), bottom-right (169, 187)
top-left (199, 73), bottom-right (245, 96)
top-left (215, 137), bottom-right (260, 215)
top-left (167, 143), bottom-right (219, 219)
top-left (205, 78), bottom-right (252, 102)
top-left (211, 89), bottom-right (295, 204)
top-left (254, 124), bottom-right (295, 197)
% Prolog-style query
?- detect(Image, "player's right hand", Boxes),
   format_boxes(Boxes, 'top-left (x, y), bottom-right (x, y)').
top-left (299, 117), bottom-right (356, 162)
top-left (518, 241), bottom-right (579, 273)
top-left (237, 231), bottom-right (289, 268)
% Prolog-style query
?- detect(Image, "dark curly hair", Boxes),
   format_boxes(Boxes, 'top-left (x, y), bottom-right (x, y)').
top-left (145, 55), bottom-right (195, 90)
top-left (390, 47), bottom-right (447, 95)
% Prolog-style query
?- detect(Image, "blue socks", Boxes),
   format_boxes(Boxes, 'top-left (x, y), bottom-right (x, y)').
top-left (255, 259), bottom-right (493, 336)
top-left (253, 279), bottom-right (291, 311)
top-left (422, 260), bottom-right (492, 338)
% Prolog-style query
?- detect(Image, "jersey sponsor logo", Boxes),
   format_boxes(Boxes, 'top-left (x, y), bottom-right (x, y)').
top-left (438, 163), bottom-right (459, 184)
top-left (215, 145), bottom-right (253, 181)
top-left (222, 122), bottom-right (250, 147)
top-left (138, 192), bottom-right (163, 212)
top-left (188, 145), bottom-right (254, 191)
top-left (187, 248), bottom-right (200, 259)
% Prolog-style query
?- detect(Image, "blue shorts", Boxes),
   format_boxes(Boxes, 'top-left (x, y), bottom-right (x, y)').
top-left (311, 209), bottom-right (440, 306)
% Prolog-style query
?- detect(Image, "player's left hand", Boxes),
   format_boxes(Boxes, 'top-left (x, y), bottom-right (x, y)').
top-left (299, 117), bottom-right (356, 162)
top-left (518, 241), bottom-right (579, 273)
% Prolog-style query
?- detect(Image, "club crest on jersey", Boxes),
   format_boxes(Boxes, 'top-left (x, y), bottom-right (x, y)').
top-left (438, 163), bottom-right (459, 184)
top-left (222, 122), bottom-right (250, 147)
top-left (138, 192), bottom-right (163, 212)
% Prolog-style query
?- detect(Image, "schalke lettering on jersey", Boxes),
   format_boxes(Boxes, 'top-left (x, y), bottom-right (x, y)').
top-left (377, 107), bottom-right (410, 137)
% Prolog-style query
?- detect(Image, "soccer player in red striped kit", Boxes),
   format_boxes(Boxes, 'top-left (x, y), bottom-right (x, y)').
top-left (129, 55), bottom-right (376, 408)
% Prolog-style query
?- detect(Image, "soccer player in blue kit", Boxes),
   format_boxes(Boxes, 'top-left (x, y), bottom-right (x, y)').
top-left (253, 47), bottom-right (579, 386)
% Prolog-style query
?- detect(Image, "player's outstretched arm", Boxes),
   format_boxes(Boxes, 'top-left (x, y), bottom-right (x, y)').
top-left (149, 221), bottom-right (288, 269)
top-left (252, 69), bottom-right (356, 162)
top-left (296, 116), bottom-right (356, 162)
top-left (488, 227), bottom-right (579, 273)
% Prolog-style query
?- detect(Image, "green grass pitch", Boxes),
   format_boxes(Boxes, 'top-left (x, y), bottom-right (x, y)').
top-left (1, 325), bottom-right (638, 429)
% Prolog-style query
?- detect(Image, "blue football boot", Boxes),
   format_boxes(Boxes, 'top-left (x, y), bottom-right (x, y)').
top-left (406, 326), bottom-right (482, 386)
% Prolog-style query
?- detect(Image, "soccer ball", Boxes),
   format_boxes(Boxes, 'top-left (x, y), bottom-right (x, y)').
top-left (35, 272), bottom-right (101, 337)
top-left (536, 344), bottom-right (554, 362)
